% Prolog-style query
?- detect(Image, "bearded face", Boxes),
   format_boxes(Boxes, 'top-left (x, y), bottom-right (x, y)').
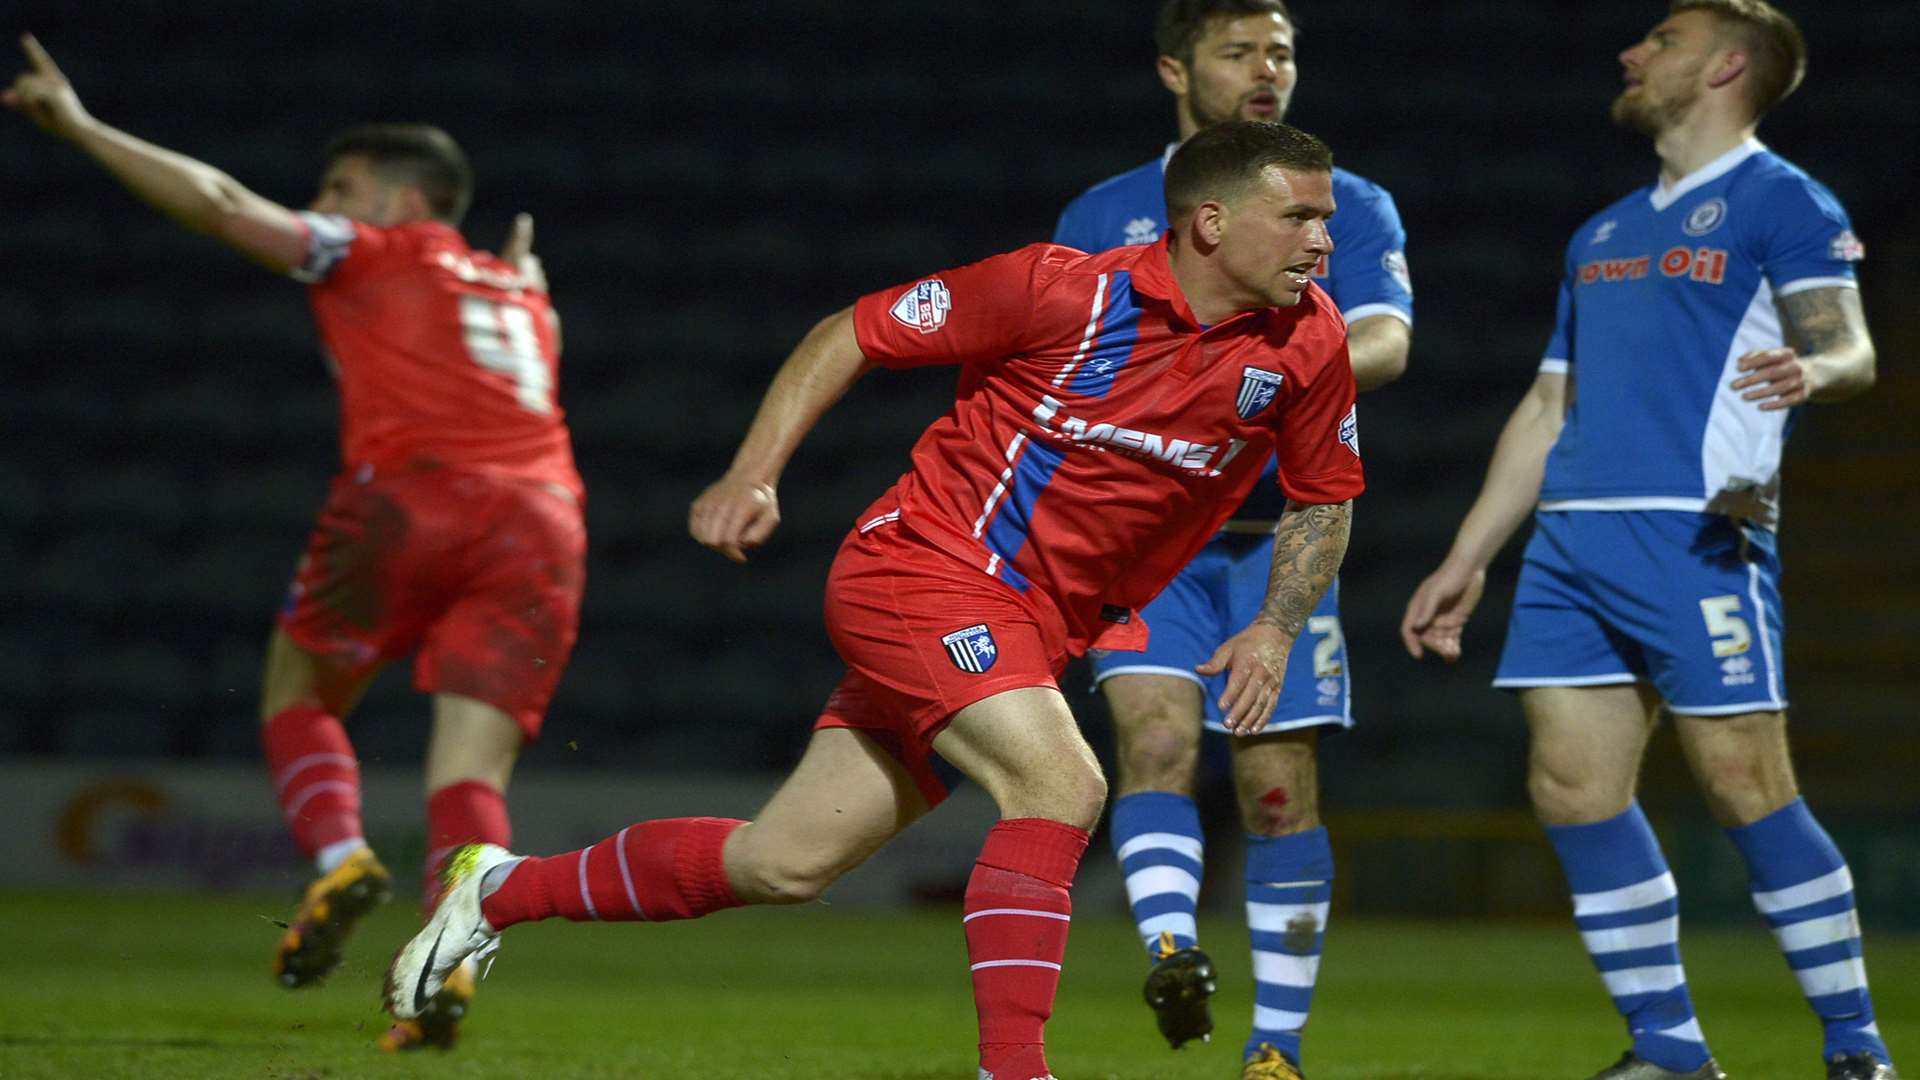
top-left (1610, 56), bottom-right (1705, 136)
top-left (1610, 11), bottom-right (1725, 137)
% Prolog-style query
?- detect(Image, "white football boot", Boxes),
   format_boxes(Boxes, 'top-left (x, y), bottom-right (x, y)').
top-left (384, 843), bottom-right (513, 1019)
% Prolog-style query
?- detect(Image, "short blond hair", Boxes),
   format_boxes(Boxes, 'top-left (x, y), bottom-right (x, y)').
top-left (1671, 0), bottom-right (1807, 116)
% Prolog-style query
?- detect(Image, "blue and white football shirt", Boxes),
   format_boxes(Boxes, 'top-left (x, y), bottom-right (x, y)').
top-left (1054, 145), bottom-right (1412, 521)
top-left (1537, 139), bottom-right (1863, 526)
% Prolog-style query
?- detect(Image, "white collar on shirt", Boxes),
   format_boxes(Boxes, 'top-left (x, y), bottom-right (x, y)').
top-left (1649, 137), bottom-right (1765, 211)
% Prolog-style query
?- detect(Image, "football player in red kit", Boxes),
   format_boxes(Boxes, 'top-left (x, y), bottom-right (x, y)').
top-left (388, 120), bottom-right (1361, 1080)
top-left (7, 34), bottom-right (583, 1051)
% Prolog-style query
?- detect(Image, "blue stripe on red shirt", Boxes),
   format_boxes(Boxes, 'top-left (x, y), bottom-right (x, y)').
top-left (1066, 271), bottom-right (1145, 399)
top-left (983, 439), bottom-right (1069, 592)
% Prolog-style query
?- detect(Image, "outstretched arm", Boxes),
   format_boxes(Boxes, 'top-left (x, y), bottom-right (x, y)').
top-left (688, 308), bottom-right (872, 562)
top-left (1200, 498), bottom-right (1353, 736)
top-left (1400, 370), bottom-right (1568, 661)
top-left (5, 34), bottom-right (307, 272)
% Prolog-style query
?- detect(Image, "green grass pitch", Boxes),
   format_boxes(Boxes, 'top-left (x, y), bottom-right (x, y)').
top-left (0, 891), bottom-right (1909, 1079)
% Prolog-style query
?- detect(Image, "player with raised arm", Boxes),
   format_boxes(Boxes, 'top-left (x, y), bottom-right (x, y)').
top-left (1053, 3), bottom-right (1410, 1075)
top-left (1400, 4), bottom-right (1897, 1079)
top-left (6, 35), bottom-right (585, 1053)
top-left (384, 121), bottom-right (1362, 1080)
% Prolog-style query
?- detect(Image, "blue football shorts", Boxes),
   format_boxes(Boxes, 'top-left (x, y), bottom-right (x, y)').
top-left (1494, 510), bottom-right (1786, 715)
top-left (1089, 530), bottom-right (1352, 734)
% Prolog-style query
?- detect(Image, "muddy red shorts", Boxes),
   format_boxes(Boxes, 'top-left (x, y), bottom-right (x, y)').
top-left (278, 466), bottom-right (586, 738)
top-left (816, 517), bottom-right (1069, 806)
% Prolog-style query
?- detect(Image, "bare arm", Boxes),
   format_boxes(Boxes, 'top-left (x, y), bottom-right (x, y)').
top-left (1731, 286), bottom-right (1876, 410)
top-left (1437, 370), bottom-right (1566, 572)
top-left (5, 34), bottom-right (307, 273)
top-left (1198, 498), bottom-right (1353, 736)
top-left (1400, 370), bottom-right (1568, 660)
top-left (688, 308), bottom-right (873, 562)
top-left (1347, 312), bottom-right (1411, 393)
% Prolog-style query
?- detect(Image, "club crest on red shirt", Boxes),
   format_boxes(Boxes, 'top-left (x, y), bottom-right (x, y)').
top-left (1236, 367), bottom-right (1285, 419)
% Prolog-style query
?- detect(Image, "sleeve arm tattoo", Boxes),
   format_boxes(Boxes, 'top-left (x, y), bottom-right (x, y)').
top-left (1778, 286), bottom-right (1875, 401)
top-left (1257, 499), bottom-right (1353, 639)
top-left (1778, 286), bottom-right (1863, 358)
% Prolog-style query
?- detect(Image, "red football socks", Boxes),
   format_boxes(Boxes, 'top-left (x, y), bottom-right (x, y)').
top-left (965, 817), bottom-right (1090, 1080)
top-left (479, 816), bottom-right (745, 929)
top-left (422, 780), bottom-right (511, 913)
top-left (262, 704), bottom-right (364, 857)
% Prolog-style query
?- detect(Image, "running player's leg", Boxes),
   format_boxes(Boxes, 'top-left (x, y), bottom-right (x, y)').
top-left (409, 474), bottom-right (582, 899)
top-left (261, 627), bottom-right (383, 869)
top-left (1528, 683), bottom-right (1720, 1077)
top-left (373, 476), bottom-right (583, 1048)
top-left (421, 694), bottom-right (522, 903)
top-left (934, 686), bottom-right (1105, 1080)
top-left (266, 473), bottom-right (426, 885)
top-left (383, 720), bottom-right (927, 1023)
top-left (376, 693), bottom-right (525, 1052)
top-left (476, 722), bottom-right (928, 925)
top-left (260, 627), bottom-right (392, 987)
top-left (1676, 710), bottom-right (1896, 1072)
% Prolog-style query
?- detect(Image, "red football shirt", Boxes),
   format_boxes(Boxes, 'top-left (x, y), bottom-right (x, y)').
top-left (293, 213), bottom-right (582, 500)
top-left (851, 236), bottom-right (1363, 654)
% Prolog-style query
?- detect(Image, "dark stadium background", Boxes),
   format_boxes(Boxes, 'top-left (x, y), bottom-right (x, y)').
top-left (4, 1), bottom-right (1916, 919)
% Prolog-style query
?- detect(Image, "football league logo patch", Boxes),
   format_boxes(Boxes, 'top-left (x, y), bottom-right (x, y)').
top-left (1829, 229), bottom-right (1865, 262)
top-left (1683, 198), bottom-right (1727, 237)
top-left (1338, 405), bottom-right (1359, 456)
top-left (890, 279), bottom-right (952, 334)
top-left (942, 623), bottom-right (998, 674)
top-left (1236, 367), bottom-right (1285, 419)
top-left (1381, 250), bottom-right (1412, 296)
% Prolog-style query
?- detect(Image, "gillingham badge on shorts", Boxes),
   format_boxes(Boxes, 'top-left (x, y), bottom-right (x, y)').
top-left (942, 623), bottom-right (998, 673)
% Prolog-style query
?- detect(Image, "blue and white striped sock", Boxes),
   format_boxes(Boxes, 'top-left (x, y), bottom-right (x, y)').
top-left (1110, 791), bottom-right (1204, 959)
top-left (1546, 803), bottom-right (1712, 1072)
top-left (1727, 798), bottom-right (1892, 1064)
top-left (1242, 826), bottom-right (1332, 1067)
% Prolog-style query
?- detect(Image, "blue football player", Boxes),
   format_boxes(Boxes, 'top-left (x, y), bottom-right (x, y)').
top-left (1054, 3), bottom-right (1411, 1076)
top-left (1403, 3), bottom-right (1896, 1079)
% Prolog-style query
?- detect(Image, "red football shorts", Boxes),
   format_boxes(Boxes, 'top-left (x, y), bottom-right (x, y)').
top-left (816, 518), bottom-right (1069, 806)
top-left (278, 466), bottom-right (586, 738)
